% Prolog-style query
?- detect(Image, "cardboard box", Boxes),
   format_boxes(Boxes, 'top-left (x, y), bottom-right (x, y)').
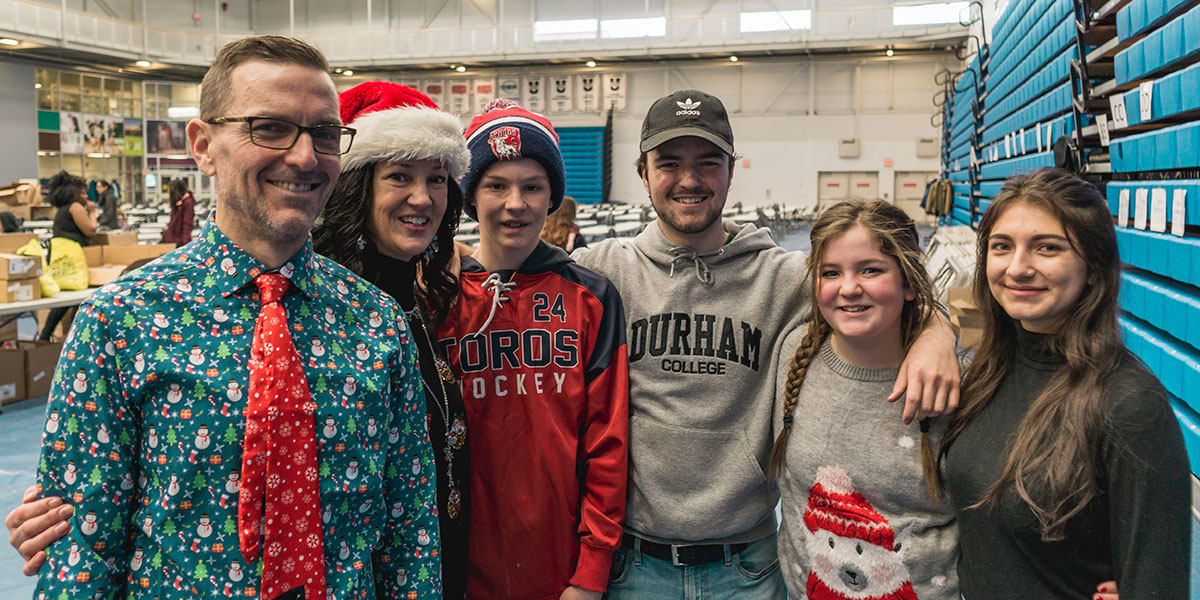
top-left (0, 182), bottom-right (40, 205)
top-left (21, 340), bottom-right (63, 400)
top-left (90, 232), bottom-right (138, 246)
top-left (0, 317), bottom-right (17, 340)
top-left (103, 243), bottom-right (172, 267)
top-left (88, 265), bottom-right (126, 287)
top-left (0, 233), bottom-right (36, 254)
top-left (29, 205), bottom-right (54, 220)
top-left (0, 279), bottom-right (40, 303)
top-left (82, 245), bottom-right (103, 266)
top-left (0, 346), bottom-right (25, 404)
top-left (952, 314), bottom-right (983, 351)
top-left (0, 253), bottom-right (41, 280)
top-left (0, 205), bottom-right (31, 221)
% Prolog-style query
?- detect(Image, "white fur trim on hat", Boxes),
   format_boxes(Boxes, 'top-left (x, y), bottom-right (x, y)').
top-left (341, 106), bottom-right (471, 181)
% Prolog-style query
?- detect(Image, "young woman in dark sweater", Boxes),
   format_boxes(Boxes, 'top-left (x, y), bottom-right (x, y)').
top-left (939, 168), bottom-right (1190, 599)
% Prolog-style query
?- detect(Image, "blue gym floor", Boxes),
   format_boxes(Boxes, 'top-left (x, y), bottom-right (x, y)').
top-left (1, 226), bottom-right (1197, 595)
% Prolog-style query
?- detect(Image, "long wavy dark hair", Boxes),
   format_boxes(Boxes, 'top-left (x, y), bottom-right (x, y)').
top-left (937, 168), bottom-right (1122, 541)
top-left (312, 162), bottom-right (462, 326)
top-left (48, 171), bottom-right (84, 208)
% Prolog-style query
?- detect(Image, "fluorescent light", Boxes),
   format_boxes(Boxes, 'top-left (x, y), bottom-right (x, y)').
top-left (342, 70), bottom-right (354, 76)
top-left (167, 106), bottom-right (200, 118)
top-left (886, 48), bottom-right (895, 56)
top-left (455, 65), bottom-right (466, 72)
top-left (893, 2), bottom-right (969, 26)
top-left (730, 55), bottom-right (739, 62)
top-left (534, 18), bottom-right (598, 41)
top-left (34, 83), bottom-right (42, 89)
top-left (135, 60), bottom-right (151, 67)
top-left (0, 38), bottom-right (19, 46)
top-left (600, 16), bottom-right (666, 39)
top-left (586, 60), bottom-right (597, 68)
top-left (739, 10), bottom-right (811, 33)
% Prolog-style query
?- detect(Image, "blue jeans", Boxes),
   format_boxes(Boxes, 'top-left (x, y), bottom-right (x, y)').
top-left (604, 533), bottom-right (786, 600)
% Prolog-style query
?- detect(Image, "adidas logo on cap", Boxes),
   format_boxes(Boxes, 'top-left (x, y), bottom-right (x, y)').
top-left (675, 98), bottom-right (701, 116)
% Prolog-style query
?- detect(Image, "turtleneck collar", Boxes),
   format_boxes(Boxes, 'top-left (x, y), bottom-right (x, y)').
top-left (359, 243), bottom-right (419, 312)
top-left (1015, 324), bottom-right (1065, 370)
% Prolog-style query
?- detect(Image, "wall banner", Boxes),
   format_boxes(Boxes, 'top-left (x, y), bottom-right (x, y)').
top-left (576, 74), bottom-right (601, 112)
top-left (549, 76), bottom-right (574, 113)
top-left (521, 77), bottom-right (546, 113)
top-left (602, 73), bottom-right (628, 112)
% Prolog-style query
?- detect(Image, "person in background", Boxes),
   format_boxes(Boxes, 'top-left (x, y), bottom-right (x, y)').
top-left (939, 168), bottom-right (1190, 599)
top-left (311, 80), bottom-right (473, 600)
top-left (38, 171), bottom-right (95, 341)
top-left (95, 179), bottom-right (119, 229)
top-left (436, 98), bottom-right (630, 600)
top-left (161, 177), bottom-right (195, 247)
top-left (541, 195), bottom-right (587, 252)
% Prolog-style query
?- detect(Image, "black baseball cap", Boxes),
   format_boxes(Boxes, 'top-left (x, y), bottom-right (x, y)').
top-left (640, 89), bottom-right (735, 156)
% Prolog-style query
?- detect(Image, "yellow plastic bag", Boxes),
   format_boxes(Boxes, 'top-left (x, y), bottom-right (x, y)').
top-left (48, 237), bottom-right (89, 291)
top-left (13, 239), bottom-right (58, 297)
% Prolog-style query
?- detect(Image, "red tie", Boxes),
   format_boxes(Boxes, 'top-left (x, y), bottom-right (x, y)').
top-left (238, 273), bottom-right (326, 600)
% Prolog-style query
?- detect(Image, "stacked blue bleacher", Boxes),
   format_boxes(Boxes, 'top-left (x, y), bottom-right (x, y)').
top-left (940, 0), bottom-right (1200, 472)
top-left (558, 126), bottom-right (605, 204)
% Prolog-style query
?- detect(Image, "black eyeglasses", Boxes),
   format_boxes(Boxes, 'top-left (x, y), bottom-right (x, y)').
top-left (205, 116), bottom-right (356, 156)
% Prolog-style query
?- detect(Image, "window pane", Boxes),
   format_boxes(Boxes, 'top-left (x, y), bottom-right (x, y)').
top-left (533, 18), bottom-right (598, 41)
top-left (600, 16), bottom-right (666, 38)
top-left (739, 10), bottom-right (812, 33)
top-left (893, 2), bottom-right (969, 26)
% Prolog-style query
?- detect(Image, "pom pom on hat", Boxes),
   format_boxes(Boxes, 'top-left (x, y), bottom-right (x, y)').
top-left (338, 81), bottom-right (470, 180)
top-left (802, 466), bottom-right (897, 551)
top-left (460, 99), bottom-right (566, 220)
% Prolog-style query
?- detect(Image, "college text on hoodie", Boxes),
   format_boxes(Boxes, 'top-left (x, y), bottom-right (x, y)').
top-left (435, 240), bottom-right (630, 599)
top-left (573, 220), bottom-right (809, 546)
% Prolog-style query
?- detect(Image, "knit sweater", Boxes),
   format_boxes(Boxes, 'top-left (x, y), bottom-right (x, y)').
top-left (943, 326), bottom-right (1191, 599)
top-left (573, 219), bottom-right (808, 545)
top-left (776, 333), bottom-right (959, 600)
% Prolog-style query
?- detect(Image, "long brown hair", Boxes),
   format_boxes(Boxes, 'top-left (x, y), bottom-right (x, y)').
top-left (770, 199), bottom-right (938, 497)
top-left (937, 168), bottom-right (1122, 541)
top-left (540, 195), bottom-right (577, 250)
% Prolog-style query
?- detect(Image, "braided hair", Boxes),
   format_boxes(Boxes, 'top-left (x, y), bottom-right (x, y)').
top-left (768, 199), bottom-right (940, 500)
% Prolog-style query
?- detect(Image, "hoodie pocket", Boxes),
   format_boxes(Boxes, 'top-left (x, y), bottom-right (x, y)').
top-left (627, 415), bottom-right (774, 540)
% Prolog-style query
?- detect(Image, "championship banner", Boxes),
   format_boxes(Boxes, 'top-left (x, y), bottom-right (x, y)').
top-left (576, 74), bottom-right (601, 112)
top-left (602, 73), bottom-right (628, 112)
top-left (549, 75), bottom-right (574, 113)
top-left (422, 80), bottom-right (447, 109)
top-left (398, 78), bottom-right (422, 93)
top-left (473, 79), bottom-right (497, 113)
top-left (521, 77), bottom-right (547, 113)
top-left (448, 80), bottom-right (471, 115)
top-left (498, 77), bottom-right (521, 101)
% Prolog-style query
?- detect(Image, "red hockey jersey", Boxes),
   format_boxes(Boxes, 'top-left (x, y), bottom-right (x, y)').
top-left (435, 241), bottom-right (629, 599)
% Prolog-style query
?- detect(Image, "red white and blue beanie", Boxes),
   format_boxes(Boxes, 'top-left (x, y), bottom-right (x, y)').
top-left (338, 81), bottom-right (470, 181)
top-left (460, 98), bottom-right (565, 220)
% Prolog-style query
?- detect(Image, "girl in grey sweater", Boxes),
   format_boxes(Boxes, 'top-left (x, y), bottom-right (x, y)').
top-left (770, 200), bottom-right (960, 600)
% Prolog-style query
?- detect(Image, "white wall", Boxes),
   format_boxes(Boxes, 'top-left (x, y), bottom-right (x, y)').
top-left (407, 55), bottom-right (949, 209)
top-left (0, 61), bottom-right (38, 184)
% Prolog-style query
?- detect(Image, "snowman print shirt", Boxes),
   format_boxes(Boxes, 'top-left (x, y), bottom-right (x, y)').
top-left (33, 219), bottom-right (441, 600)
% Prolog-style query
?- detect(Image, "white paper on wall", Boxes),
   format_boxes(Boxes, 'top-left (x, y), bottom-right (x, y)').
top-left (422, 80), bottom-right (447, 109)
top-left (498, 77), bottom-right (521, 101)
top-left (1172, 189), bottom-right (1187, 236)
top-left (550, 76), bottom-right (574, 113)
top-left (473, 79), bottom-right (497, 114)
top-left (602, 73), bottom-right (627, 111)
top-left (1110, 94), bottom-right (1129, 129)
top-left (1118, 189), bottom-right (1130, 228)
top-left (576, 74), bottom-right (601, 112)
top-left (521, 77), bottom-right (546, 113)
top-left (1134, 188), bottom-right (1149, 230)
top-left (1139, 81), bottom-right (1154, 122)
top-left (1150, 187), bottom-right (1168, 232)
top-left (1097, 114), bottom-right (1110, 146)
top-left (448, 80), bottom-right (471, 115)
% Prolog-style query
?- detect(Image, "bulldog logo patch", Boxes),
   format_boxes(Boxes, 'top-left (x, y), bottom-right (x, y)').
top-left (489, 126), bottom-right (522, 160)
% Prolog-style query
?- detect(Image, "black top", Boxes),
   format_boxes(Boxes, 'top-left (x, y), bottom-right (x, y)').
top-left (360, 247), bottom-right (470, 600)
top-left (52, 203), bottom-right (89, 245)
top-left (944, 326), bottom-right (1191, 599)
top-left (97, 188), bottom-right (118, 229)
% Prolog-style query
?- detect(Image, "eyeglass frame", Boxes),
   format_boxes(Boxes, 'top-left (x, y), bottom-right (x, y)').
top-left (203, 116), bottom-right (357, 156)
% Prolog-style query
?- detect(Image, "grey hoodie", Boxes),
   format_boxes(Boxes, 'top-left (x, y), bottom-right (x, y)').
top-left (573, 219), bottom-right (809, 545)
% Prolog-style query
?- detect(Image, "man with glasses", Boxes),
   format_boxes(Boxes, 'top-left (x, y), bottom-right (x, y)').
top-left (28, 35), bottom-right (440, 600)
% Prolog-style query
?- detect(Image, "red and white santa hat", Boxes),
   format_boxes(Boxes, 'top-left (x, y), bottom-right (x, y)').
top-left (338, 81), bottom-right (470, 181)
top-left (803, 465), bottom-right (896, 551)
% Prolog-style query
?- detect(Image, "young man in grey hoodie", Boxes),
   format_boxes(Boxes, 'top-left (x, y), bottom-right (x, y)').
top-left (571, 89), bottom-right (960, 598)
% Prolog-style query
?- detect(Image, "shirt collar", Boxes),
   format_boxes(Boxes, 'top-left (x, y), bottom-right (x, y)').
top-left (184, 217), bottom-right (319, 299)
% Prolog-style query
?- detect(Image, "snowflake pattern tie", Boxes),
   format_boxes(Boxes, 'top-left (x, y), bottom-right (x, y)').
top-left (239, 272), bottom-right (326, 600)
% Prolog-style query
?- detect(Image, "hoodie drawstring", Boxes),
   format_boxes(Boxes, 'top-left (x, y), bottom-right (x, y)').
top-left (474, 272), bottom-right (517, 335)
top-left (668, 247), bottom-right (723, 285)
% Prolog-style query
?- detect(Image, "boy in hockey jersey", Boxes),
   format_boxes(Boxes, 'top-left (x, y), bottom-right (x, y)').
top-left (434, 99), bottom-right (630, 600)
